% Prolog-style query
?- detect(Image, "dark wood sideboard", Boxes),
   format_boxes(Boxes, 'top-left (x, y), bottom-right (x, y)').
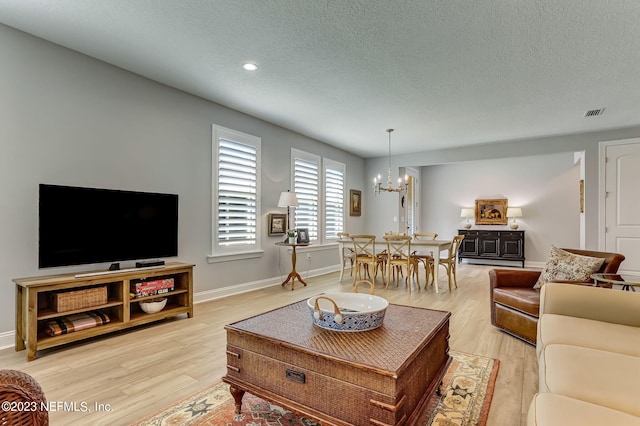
top-left (458, 229), bottom-right (525, 268)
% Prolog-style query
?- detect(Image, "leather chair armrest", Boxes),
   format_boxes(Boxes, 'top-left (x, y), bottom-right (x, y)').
top-left (489, 269), bottom-right (541, 289)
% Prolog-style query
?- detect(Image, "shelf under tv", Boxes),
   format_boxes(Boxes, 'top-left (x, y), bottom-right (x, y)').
top-left (14, 262), bottom-right (194, 361)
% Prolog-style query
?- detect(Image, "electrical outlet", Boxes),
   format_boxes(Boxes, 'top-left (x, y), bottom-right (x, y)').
top-left (306, 254), bottom-right (312, 262)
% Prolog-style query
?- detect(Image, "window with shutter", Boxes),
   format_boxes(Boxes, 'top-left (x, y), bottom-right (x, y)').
top-left (292, 150), bottom-right (319, 241)
top-left (291, 149), bottom-right (345, 244)
top-left (212, 125), bottom-right (261, 256)
top-left (324, 159), bottom-right (345, 240)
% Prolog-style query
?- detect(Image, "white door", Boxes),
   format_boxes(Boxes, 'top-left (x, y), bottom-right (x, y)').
top-left (603, 139), bottom-right (640, 272)
top-left (403, 167), bottom-right (419, 235)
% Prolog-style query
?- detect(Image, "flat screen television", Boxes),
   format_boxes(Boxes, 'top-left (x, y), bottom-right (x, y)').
top-left (39, 184), bottom-right (178, 268)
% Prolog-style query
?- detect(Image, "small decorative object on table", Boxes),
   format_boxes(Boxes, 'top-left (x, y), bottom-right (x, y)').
top-left (139, 297), bottom-right (167, 314)
top-left (296, 228), bottom-right (309, 243)
top-left (307, 293), bottom-right (388, 332)
top-left (287, 229), bottom-right (297, 244)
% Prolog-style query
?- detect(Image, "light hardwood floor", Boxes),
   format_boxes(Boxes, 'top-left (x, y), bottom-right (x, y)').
top-left (0, 264), bottom-right (538, 425)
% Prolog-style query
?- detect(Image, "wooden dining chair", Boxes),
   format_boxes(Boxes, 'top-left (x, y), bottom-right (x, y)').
top-left (381, 231), bottom-right (407, 279)
top-left (350, 235), bottom-right (385, 287)
top-left (411, 232), bottom-right (438, 286)
top-left (436, 235), bottom-right (465, 291)
top-left (337, 232), bottom-right (354, 282)
top-left (384, 234), bottom-right (420, 291)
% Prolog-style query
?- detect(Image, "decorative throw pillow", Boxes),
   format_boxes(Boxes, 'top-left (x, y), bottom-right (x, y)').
top-left (534, 245), bottom-right (605, 289)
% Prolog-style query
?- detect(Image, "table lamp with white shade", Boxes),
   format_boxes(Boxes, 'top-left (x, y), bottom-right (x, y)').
top-left (278, 190), bottom-right (299, 233)
top-left (460, 208), bottom-right (474, 229)
top-left (506, 207), bottom-right (523, 229)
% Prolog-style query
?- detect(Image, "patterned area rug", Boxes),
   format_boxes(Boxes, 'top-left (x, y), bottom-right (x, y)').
top-left (136, 351), bottom-right (499, 426)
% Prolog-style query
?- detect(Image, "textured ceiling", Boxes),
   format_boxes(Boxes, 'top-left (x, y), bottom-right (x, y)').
top-left (1, 0), bottom-right (639, 158)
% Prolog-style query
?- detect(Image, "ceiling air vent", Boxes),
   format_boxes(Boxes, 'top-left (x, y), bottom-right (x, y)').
top-left (584, 108), bottom-right (605, 117)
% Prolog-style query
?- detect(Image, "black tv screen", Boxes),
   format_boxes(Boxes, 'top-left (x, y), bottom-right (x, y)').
top-left (39, 184), bottom-right (178, 268)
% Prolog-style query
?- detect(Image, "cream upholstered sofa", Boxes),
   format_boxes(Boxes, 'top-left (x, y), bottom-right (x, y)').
top-left (527, 282), bottom-right (640, 425)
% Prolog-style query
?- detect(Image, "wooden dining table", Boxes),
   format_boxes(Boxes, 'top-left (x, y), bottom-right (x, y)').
top-left (337, 237), bottom-right (453, 293)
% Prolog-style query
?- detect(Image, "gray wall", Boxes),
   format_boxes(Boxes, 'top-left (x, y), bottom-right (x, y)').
top-left (0, 24), bottom-right (364, 336)
top-left (419, 153), bottom-right (580, 262)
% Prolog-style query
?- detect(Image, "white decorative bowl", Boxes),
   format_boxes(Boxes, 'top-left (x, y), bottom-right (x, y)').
top-left (307, 293), bottom-right (389, 332)
top-left (139, 298), bottom-right (167, 314)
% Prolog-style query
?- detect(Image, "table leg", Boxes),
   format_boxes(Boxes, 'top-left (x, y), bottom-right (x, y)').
top-left (281, 245), bottom-right (307, 290)
top-left (229, 385), bottom-right (245, 414)
top-left (339, 246), bottom-right (346, 282)
top-left (432, 247), bottom-right (440, 294)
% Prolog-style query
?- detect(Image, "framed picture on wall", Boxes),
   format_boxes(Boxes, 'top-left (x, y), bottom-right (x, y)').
top-left (350, 189), bottom-right (362, 216)
top-left (268, 213), bottom-right (287, 236)
top-left (475, 199), bottom-right (508, 225)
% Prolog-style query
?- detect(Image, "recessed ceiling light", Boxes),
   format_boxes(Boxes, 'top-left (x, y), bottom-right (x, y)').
top-left (243, 63), bottom-right (258, 71)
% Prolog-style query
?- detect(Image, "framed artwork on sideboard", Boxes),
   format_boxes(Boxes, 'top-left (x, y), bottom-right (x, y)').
top-left (475, 199), bottom-right (508, 225)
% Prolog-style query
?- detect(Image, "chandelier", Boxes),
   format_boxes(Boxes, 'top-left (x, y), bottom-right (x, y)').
top-left (373, 129), bottom-right (408, 195)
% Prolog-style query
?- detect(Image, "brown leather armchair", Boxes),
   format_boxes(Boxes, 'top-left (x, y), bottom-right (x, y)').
top-left (489, 248), bottom-right (625, 345)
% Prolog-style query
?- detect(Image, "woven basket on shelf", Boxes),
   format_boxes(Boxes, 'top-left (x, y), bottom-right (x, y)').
top-left (0, 369), bottom-right (49, 425)
top-left (51, 286), bottom-right (107, 312)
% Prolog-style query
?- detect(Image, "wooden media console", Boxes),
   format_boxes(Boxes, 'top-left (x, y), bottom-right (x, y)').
top-left (14, 262), bottom-right (194, 361)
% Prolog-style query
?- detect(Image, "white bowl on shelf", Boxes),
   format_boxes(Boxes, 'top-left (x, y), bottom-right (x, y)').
top-left (139, 298), bottom-right (167, 314)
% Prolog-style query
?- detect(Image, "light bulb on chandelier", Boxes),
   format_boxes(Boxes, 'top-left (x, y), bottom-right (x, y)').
top-left (373, 129), bottom-right (408, 195)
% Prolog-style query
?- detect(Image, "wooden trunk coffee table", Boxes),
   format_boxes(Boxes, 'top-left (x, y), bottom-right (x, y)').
top-left (223, 299), bottom-right (451, 426)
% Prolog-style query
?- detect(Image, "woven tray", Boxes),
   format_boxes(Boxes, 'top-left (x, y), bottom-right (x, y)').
top-left (52, 286), bottom-right (107, 312)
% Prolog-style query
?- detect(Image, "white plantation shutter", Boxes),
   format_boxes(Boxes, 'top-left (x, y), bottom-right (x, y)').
top-left (212, 125), bottom-right (261, 255)
top-left (291, 150), bottom-right (345, 244)
top-left (293, 151), bottom-right (319, 241)
top-left (324, 160), bottom-right (345, 240)
top-left (218, 139), bottom-right (256, 245)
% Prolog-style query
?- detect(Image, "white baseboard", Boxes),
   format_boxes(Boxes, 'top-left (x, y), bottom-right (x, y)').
top-left (0, 330), bottom-right (15, 351)
top-left (194, 265), bottom-right (337, 304)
